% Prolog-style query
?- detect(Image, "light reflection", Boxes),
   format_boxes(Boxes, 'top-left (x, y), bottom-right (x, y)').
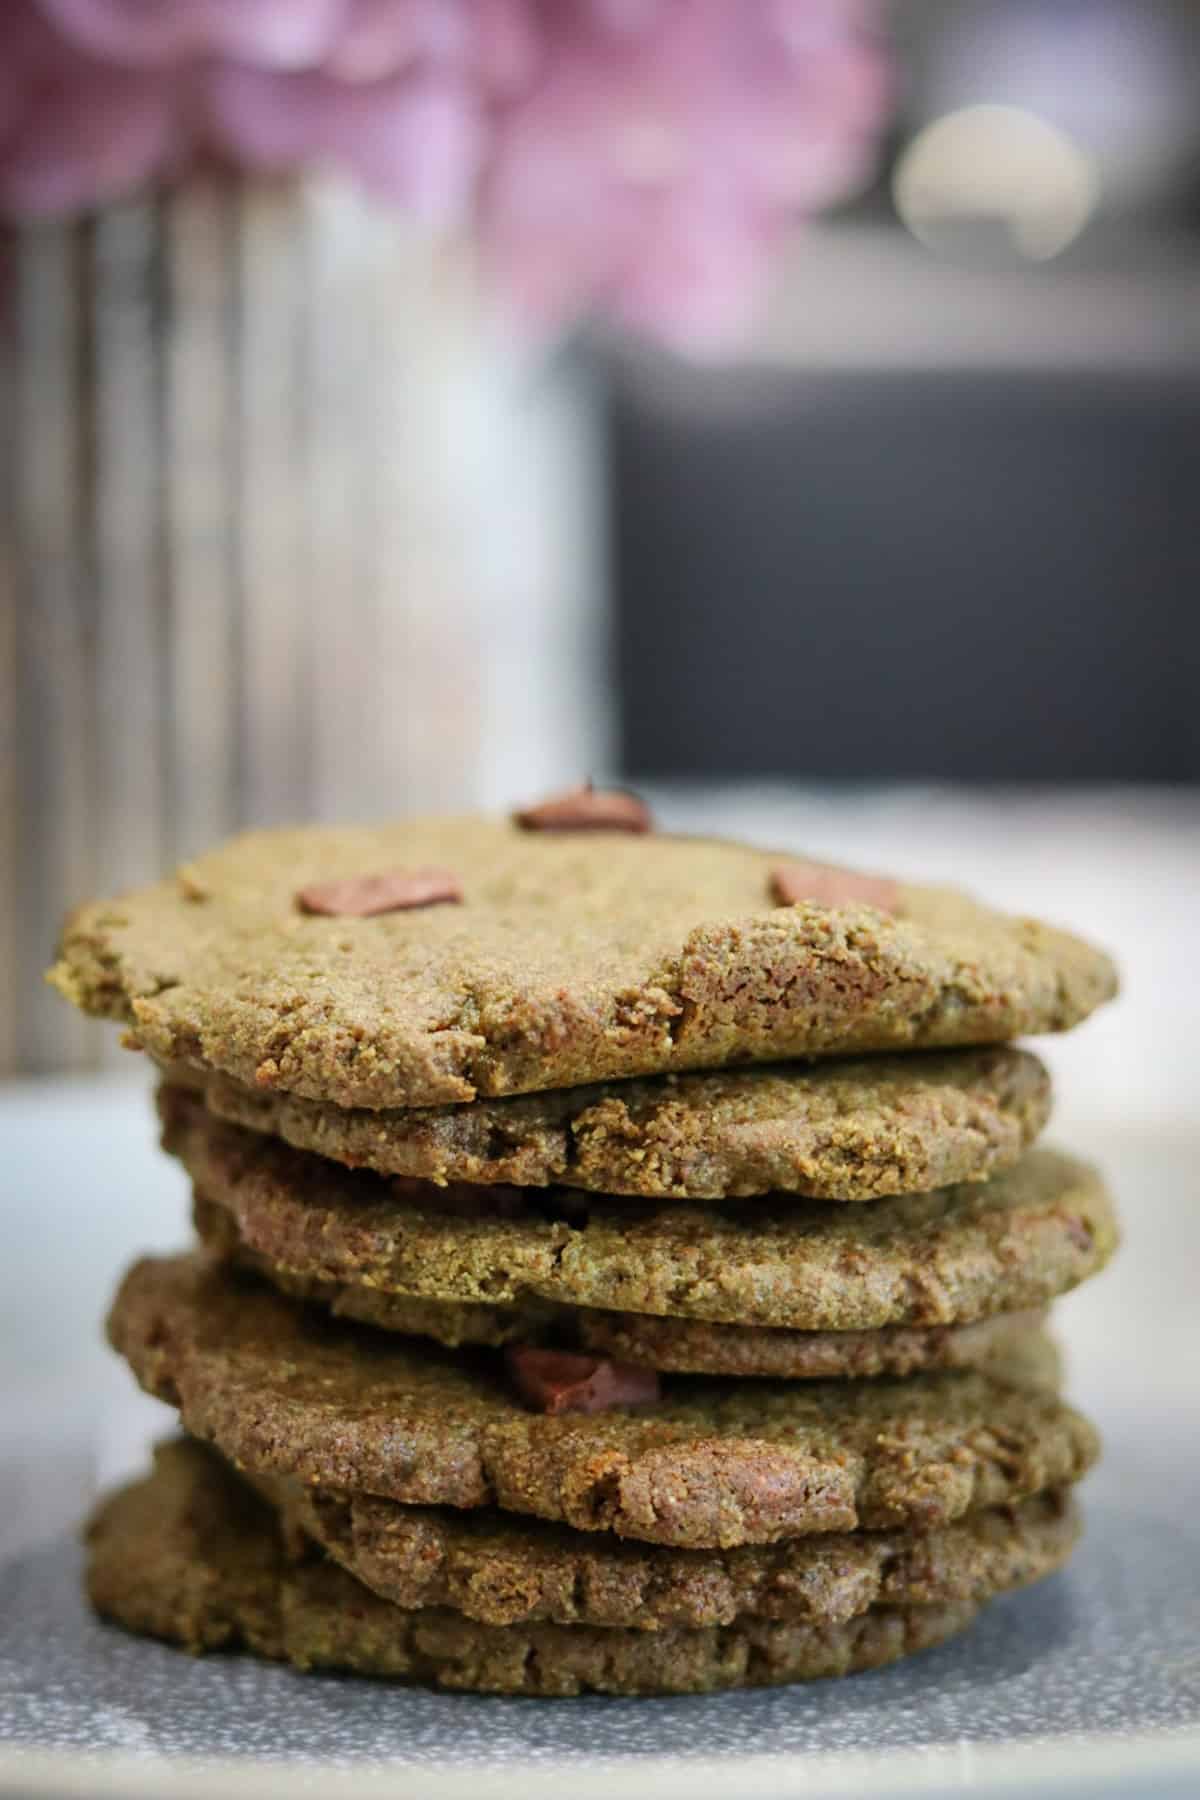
top-left (892, 104), bottom-right (1100, 263)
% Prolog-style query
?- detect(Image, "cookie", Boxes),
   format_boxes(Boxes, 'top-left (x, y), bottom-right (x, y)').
top-left (259, 1464), bottom-right (1080, 1631)
top-left (569, 1307), bottom-right (1053, 1381)
top-left (85, 1440), bottom-right (1011, 1695)
top-left (49, 818), bottom-right (1116, 1109)
top-left (166, 1090), bottom-right (1118, 1334)
top-left (182, 1044), bottom-right (1052, 1202)
top-left (107, 1253), bottom-right (1099, 1549)
top-left (200, 1202), bottom-right (1049, 1378)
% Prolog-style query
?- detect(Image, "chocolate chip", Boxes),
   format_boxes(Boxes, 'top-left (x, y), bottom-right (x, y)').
top-left (297, 867), bottom-right (463, 918)
top-left (769, 859), bottom-right (901, 915)
top-left (513, 782), bottom-right (652, 833)
top-left (506, 1346), bottom-right (661, 1415)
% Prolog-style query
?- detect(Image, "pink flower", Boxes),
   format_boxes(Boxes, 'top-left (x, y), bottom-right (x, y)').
top-left (37, 0), bottom-right (351, 70)
top-left (0, 0), bottom-right (891, 348)
top-left (482, 0), bottom-right (889, 348)
top-left (1, 1), bottom-right (538, 222)
top-left (37, 0), bottom-right (541, 84)
top-left (202, 3), bottom-right (540, 214)
top-left (207, 64), bottom-right (485, 219)
top-left (0, 7), bottom-right (187, 216)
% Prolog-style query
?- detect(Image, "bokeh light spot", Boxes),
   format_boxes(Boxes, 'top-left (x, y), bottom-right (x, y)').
top-left (893, 103), bottom-right (1100, 262)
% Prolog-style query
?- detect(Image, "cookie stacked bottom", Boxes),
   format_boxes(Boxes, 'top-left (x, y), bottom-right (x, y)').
top-left (90, 1441), bottom-right (1080, 1697)
top-left (92, 1259), bottom-right (1094, 1696)
top-left (86, 1056), bottom-right (1113, 1696)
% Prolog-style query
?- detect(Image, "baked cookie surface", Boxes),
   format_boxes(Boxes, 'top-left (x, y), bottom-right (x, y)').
top-left (259, 1464), bottom-right (1080, 1632)
top-left (167, 1090), bottom-right (1118, 1334)
top-left (85, 1442), bottom-right (1075, 1695)
top-left (51, 818), bottom-right (1116, 1108)
top-left (188, 1043), bottom-right (1052, 1201)
top-left (107, 1253), bottom-right (1099, 1549)
top-left (199, 1220), bottom-right (1050, 1380)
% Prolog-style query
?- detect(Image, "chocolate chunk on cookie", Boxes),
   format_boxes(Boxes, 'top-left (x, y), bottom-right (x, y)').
top-left (107, 1254), bottom-right (1098, 1549)
top-left (49, 817), bottom-right (1116, 1108)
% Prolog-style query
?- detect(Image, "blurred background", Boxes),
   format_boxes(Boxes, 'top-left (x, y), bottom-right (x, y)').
top-left (2, 0), bottom-right (1198, 1115)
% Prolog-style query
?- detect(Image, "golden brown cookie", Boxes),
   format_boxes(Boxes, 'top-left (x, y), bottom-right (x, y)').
top-left (258, 1462), bottom-right (1081, 1632)
top-left (86, 1441), bottom-right (1064, 1695)
top-left (167, 1089), bottom-right (1118, 1335)
top-left (184, 1044), bottom-right (1051, 1202)
top-left (49, 817), bottom-right (1116, 1108)
top-left (107, 1253), bottom-right (1099, 1550)
top-left (201, 1216), bottom-right (1050, 1380)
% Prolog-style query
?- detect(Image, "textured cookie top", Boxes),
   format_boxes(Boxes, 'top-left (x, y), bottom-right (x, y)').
top-left (107, 1254), bottom-right (1099, 1549)
top-left (202, 1214), bottom-right (1048, 1380)
top-left (193, 1043), bottom-right (1052, 1202)
top-left (165, 1089), bottom-right (1118, 1333)
top-left (264, 1463), bottom-right (1079, 1632)
top-left (50, 817), bottom-right (1117, 1109)
top-left (85, 1441), bottom-right (991, 1696)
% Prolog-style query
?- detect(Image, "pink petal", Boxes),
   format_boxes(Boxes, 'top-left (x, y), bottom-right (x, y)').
top-left (3, 1), bottom-right (72, 83)
top-left (203, 65), bottom-right (319, 164)
top-left (765, 0), bottom-right (882, 60)
top-left (473, 0), bottom-right (542, 93)
top-left (324, 72), bottom-right (484, 217)
top-left (0, 65), bottom-right (182, 215)
top-left (36, 0), bottom-right (350, 69)
top-left (0, 63), bottom-right (23, 142)
top-left (325, 0), bottom-right (467, 82)
top-left (321, 0), bottom-right (543, 91)
top-left (580, 0), bottom-right (672, 44)
top-left (610, 193), bottom-right (772, 351)
top-left (208, 64), bottom-right (483, 221)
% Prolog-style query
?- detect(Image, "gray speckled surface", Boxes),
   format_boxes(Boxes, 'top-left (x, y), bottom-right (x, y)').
top-left (1, 1076), bottom-right (1198, 1797)
top-left (1, 1483), bottom-right (1199, 1764)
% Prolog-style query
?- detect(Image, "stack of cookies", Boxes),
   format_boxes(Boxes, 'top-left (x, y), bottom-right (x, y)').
top-left (50, 794), bottom-right (1119, 1697)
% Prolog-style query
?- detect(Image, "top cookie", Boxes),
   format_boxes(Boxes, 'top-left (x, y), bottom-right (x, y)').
top-left (50, 817), bottom-right (1117, 1110)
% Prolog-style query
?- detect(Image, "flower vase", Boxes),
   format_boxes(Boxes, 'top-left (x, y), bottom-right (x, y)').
top-left (1, 172), bottom-right (611, 1071)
